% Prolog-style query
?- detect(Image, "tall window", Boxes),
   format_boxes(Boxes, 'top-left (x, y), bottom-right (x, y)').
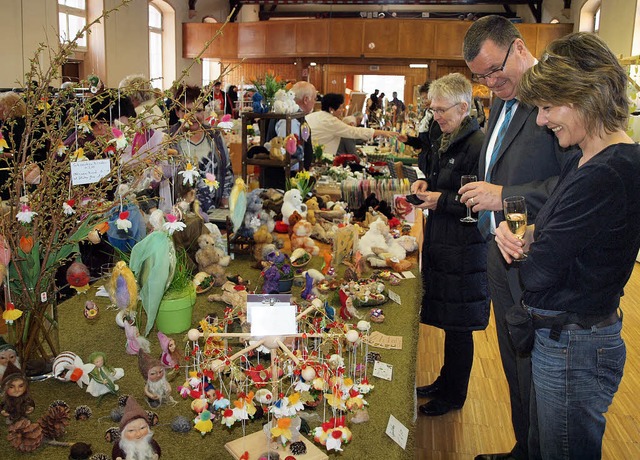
top-left (58, 0), bottom-right (87, 48)
top-left (594, 7), bottom-right (601, 33)
top-left (149, 4), bottom-right (163, 89)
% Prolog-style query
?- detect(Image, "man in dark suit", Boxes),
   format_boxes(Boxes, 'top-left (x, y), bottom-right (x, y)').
top-left (457, 16), bottom-right (567, 460)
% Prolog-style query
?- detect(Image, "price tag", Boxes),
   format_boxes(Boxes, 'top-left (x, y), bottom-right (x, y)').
top-left (385, 414), bottom-right (409, 449)
top-left (372, 361), bottom-right (393, 381)
top-left (388, 289), bottom-right (401, 305)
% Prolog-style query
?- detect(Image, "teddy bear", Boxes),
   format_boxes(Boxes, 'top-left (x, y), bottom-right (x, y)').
top-left (291, 219), bottom-right (320, 256)
top-left (252, 224), bottom-right (276, 263)
top-left (304, 196), bottom-right (320, 225)
top-left (268, 136), bottom-right (286, 162)
top-left (241, 189), bottom-right (275, 239)
top-left (358, 217), bottom-right (407, 267)
top-left (207, 281), bottom-right (248, 323)
top-left (272, 89), bottom-right (299, 114)
top-left (195, 233), bottom-right (230, 286)
top-left (252, 92), bottom-right (268, 113)
top-left (281, 189), bottom-right (307, 225)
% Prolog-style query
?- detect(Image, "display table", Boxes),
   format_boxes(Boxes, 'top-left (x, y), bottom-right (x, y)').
top-left (3, 253), bottom-right (420, 459)
top-left (360, 146), bottom-right (419, 166)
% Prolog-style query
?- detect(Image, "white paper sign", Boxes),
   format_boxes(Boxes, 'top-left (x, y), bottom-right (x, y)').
top-left (247, 294), bottom-right (297, 337)
top-left (372, 361), bottom-right (393, 381)
top-left (70, 159), bottom-right (111, 185)
top-left (386, 414), bottom-right (409, 449)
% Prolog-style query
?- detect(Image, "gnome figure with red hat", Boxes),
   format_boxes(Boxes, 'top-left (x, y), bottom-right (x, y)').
top-left (112, 396), bottom-right (161, 460)
top-left (0, 361), bottom-right (35, 423)
top-left (138, 350), bottom-right (175, 408)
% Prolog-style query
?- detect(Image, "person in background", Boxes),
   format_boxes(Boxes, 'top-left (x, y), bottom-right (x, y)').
top-left (226, 85), bottom-right (238, 118)
top-left (0, 91), bottom-right (27, 199)
top-left (208, 81), bottom-right (226, 115)
top-left (390, 91), bottom-right (406, 119)
top-left (306, 93), bottom-right (396, 158)
top-left (398, 82), bottom-right (436, 173)
top-left (170, 85), bottom-right (233, 212)
top-left (457, 15), bottom-right (567, 460)
top-left (495, 32), bottom-right (640, 460)
top-left (118, 74), bottom-right (167, 131)
top-left (366, 89), bottom-right (380, 124)
top-left (410, 73), bottom-right (488, 417)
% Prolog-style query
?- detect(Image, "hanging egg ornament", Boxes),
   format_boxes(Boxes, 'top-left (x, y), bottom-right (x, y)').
top-left (345, 329), bottom-right (359, 343)
top-left (67, 261), bottom-right (91, 294)
top-left (0, 235), bottom-right (11, 265)
top-left (84, 300), bottom-right (99, 320)
top-left (285, 134), bottom-right (297, 155)
top-left (301, 122), bottom-right (310, 142)
top-left (301, 366), bottom-right (316, 382)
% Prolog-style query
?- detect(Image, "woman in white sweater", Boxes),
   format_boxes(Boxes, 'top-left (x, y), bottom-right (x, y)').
top-left (305, 93), bottom-right (396, 158)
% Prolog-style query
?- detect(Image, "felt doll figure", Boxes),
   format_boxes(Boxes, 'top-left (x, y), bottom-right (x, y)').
top-left (157, 332), bottom-right (184, 370)
top-left (112, 396), bottom-right (161, 460)
top-left (86, 352), bottom-right (125, 397)
top-left (138, 350), bottom-right (176, 409)
top-left (0, 361), bottom-right (35, 423)
top-left (0, 338), bottom-right (21, 381)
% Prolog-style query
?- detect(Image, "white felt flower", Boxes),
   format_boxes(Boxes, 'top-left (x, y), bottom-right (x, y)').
top-left (203, 173), bottom-right (219, 192)
top-left (16, 204), bottom-right (37, 224)
top-left (116, 211), bottom-right (132, 232)
top-left (110, 127), bottom-right (128, 150)
top-left (56, 141), bottom-right (67, 157)
top-left (163, 213), bottom-right (186, 235)
top-left (63, 199), bottom-right (76, 216)
top-left (178, 162), bottom-right (200, 186)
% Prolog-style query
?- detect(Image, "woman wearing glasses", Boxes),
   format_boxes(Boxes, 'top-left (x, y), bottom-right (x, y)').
top-left (495, 33), bottom-right (640, 458)
top-left (406, 73), bottom-right (489, 416)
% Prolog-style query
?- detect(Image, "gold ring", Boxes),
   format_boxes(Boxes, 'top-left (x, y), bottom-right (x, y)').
top-left (470, 197), bottom-right (475, 205)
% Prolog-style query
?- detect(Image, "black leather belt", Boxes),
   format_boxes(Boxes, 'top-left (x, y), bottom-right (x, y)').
top-left (531, 310), bottom-right (620, 331)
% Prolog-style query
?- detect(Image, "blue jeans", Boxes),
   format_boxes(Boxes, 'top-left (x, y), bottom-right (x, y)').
top-left (528, 307), bottom-right (625, 460)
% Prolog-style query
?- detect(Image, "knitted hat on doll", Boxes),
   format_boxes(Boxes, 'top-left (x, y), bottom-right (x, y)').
top-left (138, 350), bottom-right (162, 379)
top-left (157, 332), bottom-right (170, 354)
top-left (0, 337), bottom-right (16, 354)
top-left (119, 396), bottom-right (148, 431)
top-left (1, 361), bottom-right (24, 390)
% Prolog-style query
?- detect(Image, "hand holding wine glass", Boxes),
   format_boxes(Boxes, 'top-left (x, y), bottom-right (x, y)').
top-left (503, 195), bottom-right (528, 260)
top-left (460, 175), bottom-right (477, 223)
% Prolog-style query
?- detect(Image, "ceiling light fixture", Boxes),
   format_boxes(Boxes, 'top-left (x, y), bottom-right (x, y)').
top-left (409, 64), bottom-right (429, 68)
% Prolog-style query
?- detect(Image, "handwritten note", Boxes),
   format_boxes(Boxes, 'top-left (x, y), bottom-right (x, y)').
top-left (70, 159), bottom-right (111, 185)
top-left (386, 415), bottom-right (409, 449)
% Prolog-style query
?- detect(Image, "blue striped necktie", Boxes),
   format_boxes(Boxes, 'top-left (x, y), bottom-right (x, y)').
top-left (478, 99), bottom-right (517, 239)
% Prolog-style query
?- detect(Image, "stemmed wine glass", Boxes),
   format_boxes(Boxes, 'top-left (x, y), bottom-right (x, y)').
top-left (503, 195), bottom-right (528, 260)
top-left (460, 175), bottom-right (477, 223)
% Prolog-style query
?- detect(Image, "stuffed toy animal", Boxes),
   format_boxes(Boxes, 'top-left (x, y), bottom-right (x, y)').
top-left (268, 137), bottom-right (286, 161)
top-left (281, 189), bottom-right (307, 225)
top-left (252, 225), bottom-right (276, 263)
top-left (291, 219), bottom-right (320, 256)
top-left (195, 234), bottom-right (230, 286)
top-left (305, 197), bottom-right (320, 225)
top-left (358, 218), bottom-right (407, 267)
top-left (241, 189), bottom-right (275, 238)
top-left (252, 92), bottom-right (268, 113)
top-left (260, 188), bottom-right (284, 217)
top-left (207, 281), bottom-right (248, 322)
top-left (272, 89), bottom-right (299, 114)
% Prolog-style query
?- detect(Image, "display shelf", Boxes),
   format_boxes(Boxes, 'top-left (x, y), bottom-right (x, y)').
top-left (241, 111), bottom-right (306, 186)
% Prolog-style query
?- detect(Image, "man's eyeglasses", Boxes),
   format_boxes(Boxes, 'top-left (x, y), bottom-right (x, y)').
top-left (431, 102), bottom-right (461, 116)
top-left (471, 39), bottom-right (516, 83)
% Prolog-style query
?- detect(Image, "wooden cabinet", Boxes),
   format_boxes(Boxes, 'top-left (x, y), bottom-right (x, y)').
top-left (398, 21), bottom-right (436, 58)
top-left (241, 112), bottom-right (307, 185)
top-left (363, 20), bottom-right (399, 57)
top-left (328, 19), bottom-right (365, 57)
top-left (182, 23), bottom-right (237, 59)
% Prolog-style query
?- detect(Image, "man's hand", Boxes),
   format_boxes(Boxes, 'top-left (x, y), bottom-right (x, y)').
top-left (459, 181), bottom-right (503, 212)
top-left (411, 180), bottom-right (428, 194)
top-left (414, 191), bottom-right (440, 211)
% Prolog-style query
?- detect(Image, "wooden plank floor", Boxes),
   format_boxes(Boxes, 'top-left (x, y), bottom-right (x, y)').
top-left (415, 262), bottom-right (640, 459)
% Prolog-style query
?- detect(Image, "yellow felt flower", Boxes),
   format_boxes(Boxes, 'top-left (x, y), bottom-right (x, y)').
top-left (270, 417), bottom-right (292, 444)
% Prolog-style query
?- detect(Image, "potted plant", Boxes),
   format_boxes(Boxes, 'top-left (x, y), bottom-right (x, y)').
top-left (154, 247), bottom-right (196, 335)
top-left (251, 71), bottom-right (287, 112)
top-left (261, 250), bottom-right (294, 294)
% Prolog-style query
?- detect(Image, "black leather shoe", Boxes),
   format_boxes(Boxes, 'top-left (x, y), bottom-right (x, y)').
top-left (474, 453), bottom-right (515, 460)
top-left (418, 399), bottom-right (463, 416)
top-left (416, 382), bottom-right (440, 398)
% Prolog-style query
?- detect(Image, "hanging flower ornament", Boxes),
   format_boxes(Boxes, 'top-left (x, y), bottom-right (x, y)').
top-left (163, 213), bottom-right (186, 235)
top-left (78, 115), bottom-right (91, 133)
top-left (205, 111), bottom-right (217, 126)
top-left (3, 302), bottom-right (23, 325)
top-left (179, 162), bottom-right (200, 186)
top-left (116, 211), bottom-right (132, 232)
top-left (16, 204), bottom-right (37, 224)
top-left (270, 417), bottom-right (293, 445)
top-left (63, 199), bottom-right (76, 216)
top-left (56, 141), bottom-right (67, 157)
top-left (220, 408), bottom-right (237, 428)
top-left (0, 132), bottom-right (8, 153)
top-left (203, 173), bottom-right (219, 192)
top-left (110, 127), bottom-right (128, 150)
top-left (71, 147), bottom-right (87, 161)
top-left (217, 114), bottom-right (234, 131)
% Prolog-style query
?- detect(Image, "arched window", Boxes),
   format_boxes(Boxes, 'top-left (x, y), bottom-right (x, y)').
top-left (149, 4), bottom-right (163, 89)
top-left (58, 0), bottom-right (87, 49)
top-left (594, 6), bottom-right (601, 34)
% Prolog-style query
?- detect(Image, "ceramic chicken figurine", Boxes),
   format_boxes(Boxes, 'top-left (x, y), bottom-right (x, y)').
top-left (108, 261), bottom-right (138, 313)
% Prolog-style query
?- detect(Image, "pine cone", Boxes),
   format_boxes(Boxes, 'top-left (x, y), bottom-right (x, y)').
top-left (104, 426), bottom-right (120, 444)
top-left (39, 404), bottom-right (70, 440)
top-left (49, 400), bottom-right (70, 410)
top-left (118, 394), bottom-right (130, 407)
top-left (146, 410), bottom-right (159, 426)
top-left (75, 405), bottom-right (93, 421)
top-left (7, 418), bottom-right (44, 452)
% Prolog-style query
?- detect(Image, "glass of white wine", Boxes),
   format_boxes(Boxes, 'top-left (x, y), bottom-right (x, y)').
top-left (460, 175), bottom-right (478, 223)
top-left (503, 195), bottom-right (528, 260)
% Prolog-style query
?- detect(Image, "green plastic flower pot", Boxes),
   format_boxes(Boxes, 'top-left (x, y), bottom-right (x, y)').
top-left (156, 285), bottom-right (196, 334)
